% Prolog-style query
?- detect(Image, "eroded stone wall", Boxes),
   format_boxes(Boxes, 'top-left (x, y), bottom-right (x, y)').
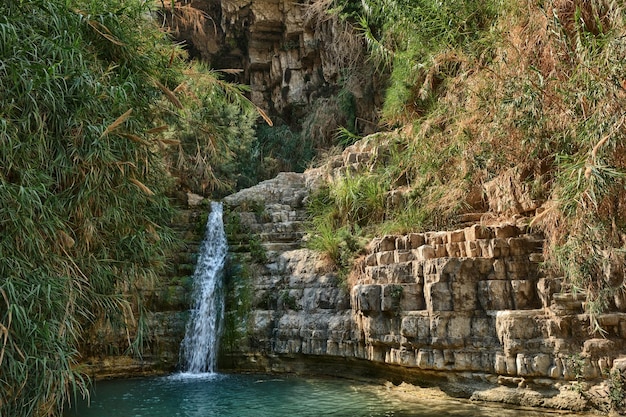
top-left (221, 142), bottom-right (626, 413)
top-left (165, 0), bottom-right (379, 131)
top-left (82, 138), bottom-right (626, 411)
top-left (80, 198), bottom-right (206, 378)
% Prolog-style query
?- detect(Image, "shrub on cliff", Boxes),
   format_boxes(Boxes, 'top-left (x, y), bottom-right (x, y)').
top-left (313, 0), bottom-right (626, 323)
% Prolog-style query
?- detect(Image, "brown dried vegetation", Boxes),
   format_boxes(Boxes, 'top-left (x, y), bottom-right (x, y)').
top-left (312, 0), bottom-right (626, 322)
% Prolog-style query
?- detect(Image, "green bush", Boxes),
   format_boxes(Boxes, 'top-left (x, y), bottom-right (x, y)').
top-left (351, 0), bottom-right (501, 120)
top-left (221, 256), bottom-right (253, 354)
top-left (0, 1), bottom-right (264, 415)
top-left (161, 65), bottom-right (259, 195)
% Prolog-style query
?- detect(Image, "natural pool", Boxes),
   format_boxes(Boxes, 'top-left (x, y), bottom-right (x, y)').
top-left (63, 373), bottom-right (585, 417)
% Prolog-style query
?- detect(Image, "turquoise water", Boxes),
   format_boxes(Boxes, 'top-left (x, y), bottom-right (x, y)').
top-left (63, 373), bottom-right (576, 417)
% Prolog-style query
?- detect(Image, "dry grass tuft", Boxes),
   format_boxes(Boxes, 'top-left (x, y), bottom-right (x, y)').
top-left (305, 0), bottom-right (365, 75)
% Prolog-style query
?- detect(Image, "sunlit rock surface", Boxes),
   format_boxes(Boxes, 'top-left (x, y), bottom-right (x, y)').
top-left (220, 139), bottom-right (626, 413)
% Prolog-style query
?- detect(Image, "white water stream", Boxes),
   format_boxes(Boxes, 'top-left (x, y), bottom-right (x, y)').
top-left (178, 201), bottom-right (227, 375)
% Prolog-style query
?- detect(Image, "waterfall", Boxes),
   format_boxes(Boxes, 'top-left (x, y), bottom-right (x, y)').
top-left (179, 201), bottom-right (227, 374)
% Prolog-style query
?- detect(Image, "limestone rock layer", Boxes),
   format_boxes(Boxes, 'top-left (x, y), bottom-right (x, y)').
top-left (221, 143), bottom-right (626, 413)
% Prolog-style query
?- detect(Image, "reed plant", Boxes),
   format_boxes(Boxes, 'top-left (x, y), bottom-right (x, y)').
top-left (0, 1), bottom-right (174, 414)
top-left (0, 0), bottom-right (266, 415)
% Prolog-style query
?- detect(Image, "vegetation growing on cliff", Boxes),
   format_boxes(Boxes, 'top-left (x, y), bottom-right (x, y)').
top-left (158, 65), bottom-right (260, 194)
top-left (308, 0), bottom-right (626, 323)
top-left (0, 1), bottom-right (265, 415)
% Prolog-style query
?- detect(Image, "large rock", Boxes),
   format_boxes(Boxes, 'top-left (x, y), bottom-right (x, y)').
top-left (219, 157), bottom-right (626, 413)
top-left (483, 165), bottom-right (544, 215)
top-left (164, 0), bottom-right (379, 135)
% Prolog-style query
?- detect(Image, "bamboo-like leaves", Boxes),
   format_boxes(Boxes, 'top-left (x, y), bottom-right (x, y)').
top-left (156, 63), bottom-right (260, 194)
top-left (255, 106), bottom-right (274, 127)
top-left (0, 289), bottom-right (10, 368)
top-left (119, 133), bottom-right (150, 146)
top-left (101, 109), bottom-right (133, 137)
top-left (158, 138), bottom-right (181, 145)
top-left (129, 177), bottom-right (156, 196)
top-left (154, 79), bottom-right (183, 109)
top-left (146, 125), bottom-right (169, 134)
top-left (87, 19), bottom-right (125, 46)
top-left (1, 0), bottom-right (286, 414)
top-left (0, 1), bottom-right (178, 415)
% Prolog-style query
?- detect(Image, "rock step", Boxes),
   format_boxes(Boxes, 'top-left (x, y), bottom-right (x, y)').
top-left (551, 292), bottom-right (585, 313)
top-left (262, 242), bottom-right (303, 252)
top-left (455, 212), bottom-right (487, 223)
top-left (363, 257), bottom-right (542, 284)
top-left (365, 240), bottom-right (543, 267)
top-left (229, 242), bottom-right (304, 254)
top-left (250, 221), bottom-right (306, 234)
top-left (369, 224), bottom-right (543, 254)
top-left (254, 215), bottom-right (309, 224)
top-left (258, 231), bottom-right (306, 243)
top-left (246, 212), bottom-right (307, 224)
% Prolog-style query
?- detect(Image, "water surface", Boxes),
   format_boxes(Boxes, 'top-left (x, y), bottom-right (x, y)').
top-left (63, 373), bottom-right (582, 417)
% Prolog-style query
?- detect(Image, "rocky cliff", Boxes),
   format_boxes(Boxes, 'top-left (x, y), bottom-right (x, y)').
top-left (79, 198), bottom-right (207, 378)
top-left (78, 0), bottom-right (376, 379)
top-left (220, 139), bottom-right (626, 414)
top-left (164, 0), bottom-right (379, 133)
top-left (80, 139), bottom-right (626, 412)
top-left (78, 2), bottom-right (626, 413)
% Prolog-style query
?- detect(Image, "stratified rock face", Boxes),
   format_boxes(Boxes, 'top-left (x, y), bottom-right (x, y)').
top-left (219, 0), bottom-right (354, 115)
top-left (221, 141), bottom-right (626, 412)
top-left (166, 0), bottom-right (378, 129)
top-left (222, 172), bottom-right (357, 364)
top-left (80, 203), bottom-right (207, 378)
top-left (354, 225), bottom-right (545, 372)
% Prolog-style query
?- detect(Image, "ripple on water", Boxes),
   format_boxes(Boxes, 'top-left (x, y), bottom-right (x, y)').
top-left (63, 374), bottom-right (593, 417)
top-left (165, 372), bottom-right (224, 382)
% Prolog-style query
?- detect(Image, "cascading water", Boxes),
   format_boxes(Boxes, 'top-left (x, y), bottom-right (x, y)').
top-left (178, 201), bottom-right (227, 375)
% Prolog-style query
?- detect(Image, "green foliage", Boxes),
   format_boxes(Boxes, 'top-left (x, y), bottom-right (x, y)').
top-left (380, 200), bottom-right (431, 235)
top-left (307, 220), bottom-right (346, 267)
top-left (566, 353), bottom-right (586, 385)
top-left (305, 0), bottom-right (505, 252)
top-left (223, 206), bottom-right (268, 264)
top-left (221, 255), bottom-right (253, 354)
top-left (0, 1), bottom-right (178, 414)
top-left (306, 180), bottom-right (374, 279)
top-left (0, 1), bottom-right (264, 415)
top-left (249, 123), bottom-right (315, 180)
top-left (337, 88), bottom-right (358, 135)
top-left (223, 208), bottom-right (245, 241)
top-left (388, 284), bottom-right (403, 298)
top-left (248, 236), bottom-right (268, 265)
top-left (316, 0), bottom-right (626, 328)
top-left (160, 65), bottom-right (259, 195)
top-left (299, 80), bottom-right (373, 152)
top-left (306, 128), bottom-right (467, 253)
top-left (608, 369), bottom-right (626, 411)
top-left (279, 290), bottom-right (300, 311)
top-left (342, 0), bottom-right (501, 120)
top-left (307, 223), bottom-right (363, 283)
top-left (329, 173), bottom-right (389, 227)
top-left (331, 0), bottom-right (362, 20)
top-left (334, 127), bottom-right (362, 148)
top-left (530, 0), bottom-right (626, 326)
